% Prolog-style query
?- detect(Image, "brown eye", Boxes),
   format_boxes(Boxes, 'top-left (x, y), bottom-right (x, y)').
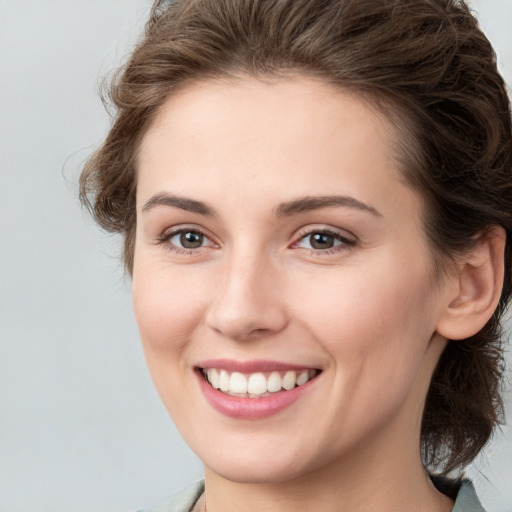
top-left (162, 228), bottom-right (216, 253)
top-left (309, 233), bottom-right (335, 249)
top-left (295, 229), bottom-right (355, 253)
top-left (178, 231), bottom-right (204, 248)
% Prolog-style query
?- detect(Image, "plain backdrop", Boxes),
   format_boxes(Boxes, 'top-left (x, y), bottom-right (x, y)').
top-left (1, 1), bottom-right (511, 511)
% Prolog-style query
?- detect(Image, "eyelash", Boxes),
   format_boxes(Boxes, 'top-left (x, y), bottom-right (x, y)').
top-left (292, 227), bottom-right (356, 255)
top-left (156, 226), bottom-right (217, 255)
top-left (156, 226), bottom-right (356, 255)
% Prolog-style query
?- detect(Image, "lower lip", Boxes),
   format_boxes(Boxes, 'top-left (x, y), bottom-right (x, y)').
top-left (196, 370), bottom-right (319, 420)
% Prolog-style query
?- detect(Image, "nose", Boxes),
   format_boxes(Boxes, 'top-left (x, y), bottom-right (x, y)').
top-left (205, 251), bottom-right (289, 341)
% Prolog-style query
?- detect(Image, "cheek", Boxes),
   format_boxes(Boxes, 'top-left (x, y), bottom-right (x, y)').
top-left (132, 263), bottom-right (212, 424)
top-left (293, 257), bottom-right (437, 384)
top-left (291, 264), bottom-right (438, 446)
top-left (132, 261), bottom-right (209, 365)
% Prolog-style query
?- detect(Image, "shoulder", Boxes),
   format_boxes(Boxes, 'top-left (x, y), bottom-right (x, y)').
top-left (137, 477), bottom-right (485, 512)
top-left (452, 479), bottom-right (486, 512)
top-left (136, 481), bottom-right (205, 512)
top-left (432, 476), bottom-right (486, 512)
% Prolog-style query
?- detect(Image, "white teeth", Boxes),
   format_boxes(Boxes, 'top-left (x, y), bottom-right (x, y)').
top-left (229, 372), bottom-right (248, 393)
top-left (267, 371), bottom-right (282, 392)
top-left (204, 368), bottom-right (318, 396)
top-left (282, 371), bottom-right (296, 390)
top-left (247, 373), bottom-right (267, 394)
top-left (219, 369), bottom-right (230, 392)
top-left (208, 368), bottom-right (220, 389)
top-left (296, 370), bottom-right (309, 386)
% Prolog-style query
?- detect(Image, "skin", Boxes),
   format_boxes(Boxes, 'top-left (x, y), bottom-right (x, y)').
top-left (133, 76), bottom-right (459, 512)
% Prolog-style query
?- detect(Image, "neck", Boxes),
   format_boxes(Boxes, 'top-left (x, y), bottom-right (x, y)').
top-left (202, 436), bottom-right (453, 512)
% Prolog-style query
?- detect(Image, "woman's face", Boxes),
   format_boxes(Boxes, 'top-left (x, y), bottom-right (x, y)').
top-left (133, 76), bottom-right (451, 483)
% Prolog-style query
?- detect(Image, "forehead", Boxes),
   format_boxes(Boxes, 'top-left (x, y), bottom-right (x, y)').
top-left (141, 75), bottom-right (394, 149)
top-left (136, 75), bottom-right (420, 224)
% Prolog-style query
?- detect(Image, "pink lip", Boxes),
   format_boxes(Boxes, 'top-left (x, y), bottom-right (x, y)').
top-left (195, 366), bottom-right (320, 420)
top-left (196, 358), bottom-right (316, 373)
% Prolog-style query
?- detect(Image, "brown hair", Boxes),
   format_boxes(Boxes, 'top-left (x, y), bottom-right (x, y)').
top-left (80, 0), bottom-right (512, 473)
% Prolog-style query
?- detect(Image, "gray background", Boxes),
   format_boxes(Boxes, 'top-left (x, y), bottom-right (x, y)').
top-left (0, 1), bottom-right (511, 511)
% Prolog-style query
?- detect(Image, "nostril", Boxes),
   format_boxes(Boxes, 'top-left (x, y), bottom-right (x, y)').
top-left (206, 309), bottom-right (288, 341)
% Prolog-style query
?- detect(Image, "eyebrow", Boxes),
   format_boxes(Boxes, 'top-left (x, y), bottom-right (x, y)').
top-left (141, 192), bottom-right (381, 218)
top-left (275, 195), bottom-right (382, 217)
top-left (142, 193), bottom-right (215, 216)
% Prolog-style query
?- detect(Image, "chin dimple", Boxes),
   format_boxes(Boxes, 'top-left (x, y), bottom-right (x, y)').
top-left (201, 368), bottom-right (319, 398)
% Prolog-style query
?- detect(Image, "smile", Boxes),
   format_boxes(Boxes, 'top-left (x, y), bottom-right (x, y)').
top-left (201, 368), bottom-right (319, 398)
top-left (196, 362), bottom-right (322, 419)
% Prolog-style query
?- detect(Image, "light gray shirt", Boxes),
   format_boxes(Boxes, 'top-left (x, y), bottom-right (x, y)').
top-left (138, 478), bottom-right (485, 512)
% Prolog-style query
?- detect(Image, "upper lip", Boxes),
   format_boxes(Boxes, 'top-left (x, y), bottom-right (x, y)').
top-left (196, 359), bottom-right (320, 373)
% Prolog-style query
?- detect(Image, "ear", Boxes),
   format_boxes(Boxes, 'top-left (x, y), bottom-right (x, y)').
top-left (436, 226), bottom-right (506, 341)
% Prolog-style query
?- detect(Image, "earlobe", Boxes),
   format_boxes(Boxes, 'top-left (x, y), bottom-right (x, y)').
top-left (436, 226), bottom-right (506, 341)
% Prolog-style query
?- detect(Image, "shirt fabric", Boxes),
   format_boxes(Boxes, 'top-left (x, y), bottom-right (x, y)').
top-left (138, 478), bottom-right (485, 512)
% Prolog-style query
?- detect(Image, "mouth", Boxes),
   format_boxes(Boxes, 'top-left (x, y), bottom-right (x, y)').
top-left (198, 366), bottom-right (321, 399)
top-left (195, 359), bottom-right (323, 419)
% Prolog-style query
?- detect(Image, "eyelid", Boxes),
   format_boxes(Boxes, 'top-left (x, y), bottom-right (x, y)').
top-left (294, 224), bottom-right (357, 241)
top-left (156, 224), bottom-right (219, 252)
top-left (153, 223), bottom-right (356, 255)
top-left (291, 225), bottom-right (357, 253)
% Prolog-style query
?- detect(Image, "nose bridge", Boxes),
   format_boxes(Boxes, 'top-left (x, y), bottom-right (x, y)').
top-left (206, 243), bottom-right (288, 340)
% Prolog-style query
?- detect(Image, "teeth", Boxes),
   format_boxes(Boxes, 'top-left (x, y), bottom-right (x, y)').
top-left (230, 372), bottom-right (248, 393)
top-left (203, 368), bottom-right (318, 397)
top-left (219, 369), bottom-right (230, 392)
top-left (208, 368), bottom-right (220, 389)
top-left (282, 371), bottom-right (296, 390)
top-left (296, 370), bottom-right (309, 386)
top-left (267, 371), bottom-right (282, 392)
top-left (247, 373), bottom-right (267, 394)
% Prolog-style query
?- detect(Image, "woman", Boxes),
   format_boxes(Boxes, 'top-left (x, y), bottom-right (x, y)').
top-left (80, 0), bottom-right (512, 510)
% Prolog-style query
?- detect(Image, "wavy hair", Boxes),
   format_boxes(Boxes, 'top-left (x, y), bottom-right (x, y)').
top-left (80, 0), bottom-right (512, 473)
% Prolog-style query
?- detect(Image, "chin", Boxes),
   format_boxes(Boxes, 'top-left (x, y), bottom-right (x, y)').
top-left (207, 458), bottom-right (307, 485)
top-left (198, 438), bottom-right (330, 485)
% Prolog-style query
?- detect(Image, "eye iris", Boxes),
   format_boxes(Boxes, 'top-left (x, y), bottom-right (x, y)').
top-left (180, 231), bottom-right (203, 248)
top-left (310, 233), bottom-right (334, 249)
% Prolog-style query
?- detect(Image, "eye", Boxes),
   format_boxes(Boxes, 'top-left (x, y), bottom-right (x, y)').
top-left (158, 227), bottom-right (217, 253)
top-left (299, 232), bottom-right (340, 250)
top-left (171, 230), bottom-right (207, 249)
top-left (294, 228), bottom-right (355, 253)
